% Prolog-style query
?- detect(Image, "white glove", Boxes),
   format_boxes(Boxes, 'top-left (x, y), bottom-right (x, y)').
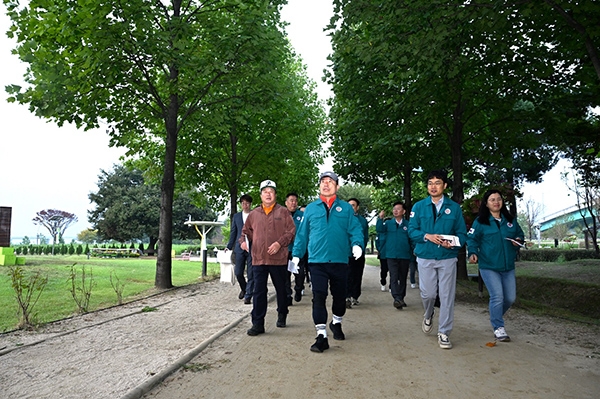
top-left (288, 257), bottom-right (300, 274)
top-left (352, 245), bottom-right (362, 260)
top-left (292, 257), bottom-right (300, 267)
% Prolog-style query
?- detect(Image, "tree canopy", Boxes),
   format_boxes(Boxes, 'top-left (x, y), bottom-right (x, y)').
top-left (88, 164), bottom-right (216, 253)
top-left (326, 0), bottom-right (600, 278)
top-left (32, 209), bottom-right (78, 248)
top-left (5, 0), bottom-right (324, 288)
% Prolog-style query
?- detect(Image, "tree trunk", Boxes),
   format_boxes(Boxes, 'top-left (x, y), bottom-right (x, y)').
top-left (403, 162), bottom-right (413, 213)
top-left (450, 99), bottom-right (468, 280)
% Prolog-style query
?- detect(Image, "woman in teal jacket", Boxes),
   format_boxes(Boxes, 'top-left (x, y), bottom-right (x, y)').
top-left (467, 189), bottom-right (524, 342)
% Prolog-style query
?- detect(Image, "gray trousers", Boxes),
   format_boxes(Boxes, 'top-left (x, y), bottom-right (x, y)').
top-left (417, 257), bottom-right (457, 336)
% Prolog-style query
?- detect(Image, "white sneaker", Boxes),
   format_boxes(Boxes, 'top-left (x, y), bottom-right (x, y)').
top-left (438, 333), bottom-right (452, 349)
top-left (411, 283), bottom-right (417, 289)
top-left (494, 327), bottom-right (511, 342)
top-left (381, 285), bottom-right (386, 291)
top-left (422, 312), bottom-right (433, 334)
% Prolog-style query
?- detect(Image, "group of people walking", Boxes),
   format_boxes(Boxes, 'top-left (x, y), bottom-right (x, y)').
top-left (227, 169), bottom-right (524, 352)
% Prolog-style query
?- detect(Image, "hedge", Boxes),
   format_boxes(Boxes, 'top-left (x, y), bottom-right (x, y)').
top-left (520, 249), bottom-right (599, 262)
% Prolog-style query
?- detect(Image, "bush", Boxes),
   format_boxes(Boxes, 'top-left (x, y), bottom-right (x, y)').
top-left (520, 249), bottom-right (599, 262)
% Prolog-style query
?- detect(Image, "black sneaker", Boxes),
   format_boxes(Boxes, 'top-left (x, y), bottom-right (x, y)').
top-left (399, 300), bottom-right (407, 308)
top-left (238, 290), bottom-right (245, 300)
top-left (310, 334), bottom-right (330, 353)
top-left (247, 325), bottom-right (265, 336)
top-left (345, 298), bottom-right (352, 309)
top-left (393, 300), bottom-right (403, 309)
top-left (329, 321), bottom-right (345, 340)
top-left (294, 289), bottom-right (302, 302)
top-left (244, 297), bottom-right (251, 305)
top-left (276, 313), bottom-right (287, 328)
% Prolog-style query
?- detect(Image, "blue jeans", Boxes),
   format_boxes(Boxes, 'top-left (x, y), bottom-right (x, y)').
top-left (479, 268), bottom-right (516, 331)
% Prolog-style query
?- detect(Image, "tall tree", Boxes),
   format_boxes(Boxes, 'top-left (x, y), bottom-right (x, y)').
top-left (327, 0), bottom-right (597, 278)
top-left (5, 0), bottom-right (289, 288)
top-left (32, 209), bottom-right (78, 251)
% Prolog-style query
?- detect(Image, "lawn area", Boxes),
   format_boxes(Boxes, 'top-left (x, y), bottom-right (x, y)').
top-left (0, 255), bottom-right (219, 332)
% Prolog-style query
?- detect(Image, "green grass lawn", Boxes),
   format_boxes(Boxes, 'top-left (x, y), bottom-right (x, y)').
top-left (0, 255), bottom-right (219, 332)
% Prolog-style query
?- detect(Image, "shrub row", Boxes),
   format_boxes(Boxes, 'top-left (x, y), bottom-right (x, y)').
top-left (520, 249), bottom-right (599, 262)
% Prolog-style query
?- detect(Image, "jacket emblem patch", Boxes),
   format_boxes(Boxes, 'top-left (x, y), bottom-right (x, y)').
top-left (445, 209), bottom-right (451, 214)
top-left (336, 206), bottom-right (342, 212)
top-left (468, 228), bottom-right (475, 234)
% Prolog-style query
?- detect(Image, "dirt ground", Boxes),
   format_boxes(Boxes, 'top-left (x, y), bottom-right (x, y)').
top-left (1, 264), bottom-right (599, 399)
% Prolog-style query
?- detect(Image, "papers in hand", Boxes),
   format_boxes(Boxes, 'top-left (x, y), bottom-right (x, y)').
top-left (440, 235), bottom-right (461, 247)
top-left (505, 237), bottom-right (525, 247)
top-left (288, 259), bottom-right (299, 274)
top-left (244, 234), bottom-right (250, 252)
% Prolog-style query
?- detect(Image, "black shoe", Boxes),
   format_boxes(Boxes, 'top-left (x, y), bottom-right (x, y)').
top-left (329, 321), bottom-right (345, 340)
top-left (399, 299), bottom-right (407, 308)
top-left (294, 289), bottom-right (302, 302)
top-left (288, 296), bottom-right (293, 306)
top-left (238, 290), bottom-right (245, 300)
top-left (244, 297), bottom-right (251, 305)
top-left (310, 334), bottom-right (330, 353)
top-left (393, 300), bottom-right (403, 309)
top-left (247, 325), bottom-right (265, 336)
top-left (276, 313), bottom-right (287, 328)
top-left (345, 298), bottom-right (352, 309)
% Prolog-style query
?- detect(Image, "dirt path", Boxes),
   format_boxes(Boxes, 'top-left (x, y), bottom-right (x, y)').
top-left (1, 264), bottom-right (599, 399)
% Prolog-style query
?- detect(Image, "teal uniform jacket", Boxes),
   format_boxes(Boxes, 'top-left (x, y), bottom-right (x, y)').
top-left (292, 197), bottom-right (364, 264)
top-left (376, 218), bottom-right (413, 260)
top-left (375, 218), bottom-right (390, 259)
top-left (408, 195), bottom-right (467, 260)
top-left (466, 215), bottom-right (524, 272)
top-left (288, 209), bottom-right (304, 252)
top-left (355, 213), bottom-right (369, 249)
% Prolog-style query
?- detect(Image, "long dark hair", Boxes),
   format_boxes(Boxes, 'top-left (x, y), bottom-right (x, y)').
top-left (477, 189), bottom-right (514, 225)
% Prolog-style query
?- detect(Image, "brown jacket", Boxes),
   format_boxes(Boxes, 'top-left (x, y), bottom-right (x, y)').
top-left (240, 203), bottom-right (296, 266)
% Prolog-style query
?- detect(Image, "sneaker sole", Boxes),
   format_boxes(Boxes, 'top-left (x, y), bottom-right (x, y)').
top-left (439, 342), bottom-right (453, 349)
top-left (422, 321), bottom-right (433, 334)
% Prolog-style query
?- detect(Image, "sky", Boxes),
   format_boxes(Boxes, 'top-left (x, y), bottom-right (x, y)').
top-left (0, 0), bottom-right (577, 244)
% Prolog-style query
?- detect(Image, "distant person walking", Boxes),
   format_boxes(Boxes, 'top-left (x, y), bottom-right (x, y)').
top-left (346, 198), bottom-right (369, 307)
top-left (377, 202), bottom-right (413, 310)
top-left (241, 180), bottom-right (296, 336)
top-left (467, 189), bottom-right (524, 342)
top-left (225, 194), bottom-right (253, 304)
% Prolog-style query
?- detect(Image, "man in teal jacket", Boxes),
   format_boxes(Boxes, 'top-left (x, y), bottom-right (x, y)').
top-left (292, 171), bottom-right (364, 353)
top-left (408, 170), bottom-right (467, 350)
top-left (346, 198), bottom-right (369, 308)
top-left (377, 202), bottom-right (413, 309)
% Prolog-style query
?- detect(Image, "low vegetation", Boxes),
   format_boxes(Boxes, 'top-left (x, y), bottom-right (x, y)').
top-left (0, 255), bottom-right (219, 332)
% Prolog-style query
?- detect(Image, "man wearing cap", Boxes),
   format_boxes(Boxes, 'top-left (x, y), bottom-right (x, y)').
top-left (292, 171), bottom-right (365, 353)
top-left (408, 170), bottom-right (467, 350)
top-left (241, 180), bottom-right (296, 336)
